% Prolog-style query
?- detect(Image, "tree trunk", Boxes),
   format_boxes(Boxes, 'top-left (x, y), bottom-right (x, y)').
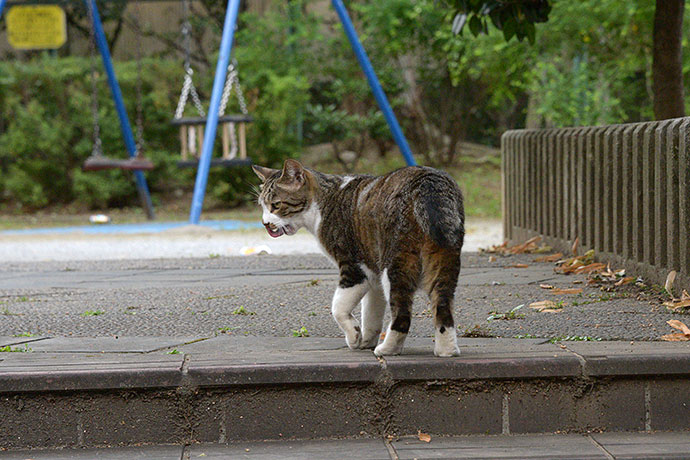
top-left (652, 0), bottom-right (685, 120)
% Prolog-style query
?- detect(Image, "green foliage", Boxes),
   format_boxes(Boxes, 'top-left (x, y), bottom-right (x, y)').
top-left (443, 0), bottom-right (552, 43)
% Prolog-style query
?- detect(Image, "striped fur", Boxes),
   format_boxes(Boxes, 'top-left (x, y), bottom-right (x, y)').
top-left (253, 159), bottom-right (465, 356)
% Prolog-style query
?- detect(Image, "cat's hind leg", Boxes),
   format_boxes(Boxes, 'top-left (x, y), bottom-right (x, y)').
top-left (423, 245), bottom-right (461, 357)
top-left (332, 263), bottom-right (369, 350)
top-left (359, 284), bottom-right (386, 349)
top-left (374, 255), bottom-right (420, 357)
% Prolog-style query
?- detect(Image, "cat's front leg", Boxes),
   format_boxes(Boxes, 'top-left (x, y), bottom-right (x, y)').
top-left (331, 283), bottom-right (368, 350)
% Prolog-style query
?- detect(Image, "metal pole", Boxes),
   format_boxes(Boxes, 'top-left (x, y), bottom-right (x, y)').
top-left (189, 0), bottom-right (241, 224)
top-left (331, 0), bottom-right (416, 166)
top-left (86, 0), bottom-right (155, 219)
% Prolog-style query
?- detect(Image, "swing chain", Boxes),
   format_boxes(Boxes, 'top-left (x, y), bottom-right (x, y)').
top-left (133, 6), bottom-right (146, 156)
top-left (218, 60), bottom-right (248, 116)
top-left (86, 0), bottom-right (103, 157)
top-left (175, 0), bottom-right (206, 119)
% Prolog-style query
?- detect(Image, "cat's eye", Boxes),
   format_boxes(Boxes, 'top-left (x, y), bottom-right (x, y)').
top-left (270, 202), bottom-right (281, 212)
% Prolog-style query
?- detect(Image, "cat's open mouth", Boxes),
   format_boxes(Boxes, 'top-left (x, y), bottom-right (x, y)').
top-left (264, 222), bottom-right (296, 238)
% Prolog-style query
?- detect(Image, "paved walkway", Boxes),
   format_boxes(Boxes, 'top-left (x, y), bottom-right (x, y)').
top-left (0, 252), bottom-right (680, 340)
top-left (3, 432), bottom-right (690, 459)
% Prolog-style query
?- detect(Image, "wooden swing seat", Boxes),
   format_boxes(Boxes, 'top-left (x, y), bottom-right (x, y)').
top-left (173, 115), bottom-right (252, 169)
top-left (82, 155), bottom-right (155, 172)
top-left (170, 114), bottom-right (253, 126)
top-left (177, 157), bottom-right (252, 169)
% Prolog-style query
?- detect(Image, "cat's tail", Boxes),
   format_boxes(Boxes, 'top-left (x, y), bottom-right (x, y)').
top-left (414, 174), bottom-right (465, 249)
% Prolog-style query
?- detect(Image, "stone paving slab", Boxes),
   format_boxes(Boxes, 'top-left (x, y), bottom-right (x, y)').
top-left (20, 336), bottom-right (203, 353)
top-left (0, 353), bottom-right (185, 392)
top-left (591, 432), bottom-right (690, 459)
top-left (0, 445), bottom-right (182, 459)
top-left (6, 433), bottom-right (690, 459)
top-left (0, 336), bottom-right (49, 348)
top-left (189, 439), bottom-right (391, 459)
top-left (564, 341), bottom-right (690, 377)
top-left (391, 434), bottom-right (608, 459)
top-left (2, 337), bottom-right (690, 393)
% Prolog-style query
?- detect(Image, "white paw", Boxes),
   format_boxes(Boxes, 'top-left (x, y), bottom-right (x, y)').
top-left (346, 330), bottom-right (362, 350)
top-left (433, 345), bottom-right (460, 357)
top-left (434, 326), bottom-right (460, 357)
top-left (373, 342), bottom-right (404, 356)
top-left (358, 329), bottom-right (381, 349)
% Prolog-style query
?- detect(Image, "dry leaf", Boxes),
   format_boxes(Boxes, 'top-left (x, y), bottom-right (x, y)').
top-left (506, 263), bottom-right (529, 269)
top-left (380, 331), bottom-right (386, 340)
top-left (682, 290), bottom-right (690, 301)
top-left (509, 236), bottom-right (542, 254)
top-left (529, 300), bottom-right (562, 312)
top-left (489, 255), bottom-right (497, 262)
top-left (418, 431), bottom-right (431, 443)
top-left (665, 271), bottom-right (677, 295)
top-left (534, 253), bottom-right (563, 263)
top-left (574, 263), bottom-right (607, 275)
top-left (550, 288), bottom-right (583, 295)
top-left (540, 284), bottom-right (554, 290)
top-left (663, 299), bottom-right (690, 310)
top-left (667, 319), bottom-right (690, 336)
top-left (571, 237), bottom-right (579, 256)
top-left (615, 277), bottom-right (635, 286)
top-left (661, 333), bottom-right (690, 342)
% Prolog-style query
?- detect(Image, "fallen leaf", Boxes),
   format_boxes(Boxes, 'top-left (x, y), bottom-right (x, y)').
top-left (380, 332), bottom-right (386, 340)
top-left (682, 290), bottom-right (690, 301)
top-left (540, 284), bottom-right (554, 290)
top-left (489, 255), bottom-right (497, 262)
top-left (571, 237), bottom-right (579, 256)
top-left (550, 288), bottom-right (583, 295)
top-left (529, 300), bottom-right (562, 312)
top-left (418, 431), bottom-right (431, 443)
top-left (506, 263), bottom-right (529, 269)
top-left (664, 270), bottom-right (677, 295)
top-left (509, 236), bottom-right (542, 254)
top-left (665, 271), bottom-right (677, 296)
top-left (534, 253), bottom-right (563, 263)
top-left (663, 299), bottom-right (690, 310)
top-left (614, 276), bottom-right (635, 286)
top-left (574, 263), bottom-right (607, 275)
top-left (533, 245), bottom-right (554, 254)
top-left (661, 333), bottom-right (690, 342)
top-left (667, 319), bottom-right (690, 336)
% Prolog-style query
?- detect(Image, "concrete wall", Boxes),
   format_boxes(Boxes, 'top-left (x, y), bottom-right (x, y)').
top-left (502, 118), bottom-right (690, 291)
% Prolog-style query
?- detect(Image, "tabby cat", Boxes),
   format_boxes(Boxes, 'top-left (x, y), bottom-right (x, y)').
top-left (253, 159), bottom-right (465, 357)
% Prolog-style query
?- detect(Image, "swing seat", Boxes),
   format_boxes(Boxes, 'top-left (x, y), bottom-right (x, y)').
top-left (83, 155), bottom-right (155, 172)
top-left (170, 114), bottom-right (253, 126)
top-left (177, 157), bottom-right (252, 169)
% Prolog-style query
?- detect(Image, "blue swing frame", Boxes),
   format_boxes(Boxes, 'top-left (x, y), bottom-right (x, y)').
top-left (0, 0), bottom-right (415, 224)
top-left (188, 0), bottom-right (416, 224)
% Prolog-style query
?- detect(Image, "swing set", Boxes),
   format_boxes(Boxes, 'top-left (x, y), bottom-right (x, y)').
top-left (0, 0), bottom-right (416, 224)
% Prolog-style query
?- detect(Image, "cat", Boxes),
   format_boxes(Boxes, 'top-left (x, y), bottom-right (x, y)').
top-left (252, 159), bottom-right (465, 357)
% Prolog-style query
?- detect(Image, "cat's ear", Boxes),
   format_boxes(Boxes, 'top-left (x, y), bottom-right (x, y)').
top-left (277, 159), bottom-right (306, 190)
top-left (252, 165), bottom-right (278, 182)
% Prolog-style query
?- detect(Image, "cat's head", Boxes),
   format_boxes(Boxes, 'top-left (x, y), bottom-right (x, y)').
top-left (252, 159), bottom-right (314, 238)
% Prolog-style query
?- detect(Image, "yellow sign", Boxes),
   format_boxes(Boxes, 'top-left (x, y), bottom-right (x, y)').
top-left (7, 5), bottom-right (67, 50)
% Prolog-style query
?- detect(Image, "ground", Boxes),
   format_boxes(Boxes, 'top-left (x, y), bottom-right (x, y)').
top-left (0, 250), bottom-right (681, 341)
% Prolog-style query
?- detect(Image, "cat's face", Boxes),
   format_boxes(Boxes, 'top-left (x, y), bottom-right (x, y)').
top-left (252, 159), bottom-right (314, 238)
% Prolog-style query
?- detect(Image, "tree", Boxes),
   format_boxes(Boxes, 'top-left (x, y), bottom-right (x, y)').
top-left (652, 0), bottom-right (685, 120)
top-left (447, 0), bottom-right (685, 121)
